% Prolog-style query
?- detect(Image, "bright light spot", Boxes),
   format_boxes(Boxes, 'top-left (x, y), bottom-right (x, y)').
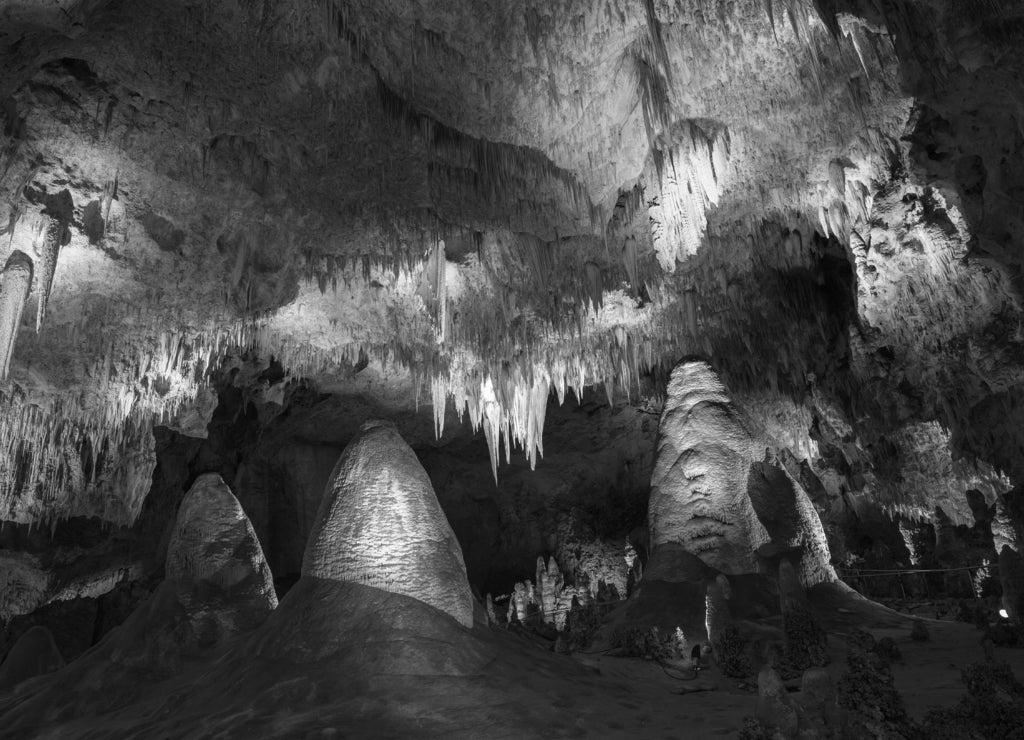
top-left (1000, 608), bottom-right (1009, 619)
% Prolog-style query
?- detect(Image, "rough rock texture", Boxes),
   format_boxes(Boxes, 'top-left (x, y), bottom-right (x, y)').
top-left (302, 419), bottom-right (473, 627)
top-left (746, 461), bottom-right (837, 587)
top-left (166, 472), bottom-right (277, 640)
top-left (649, 359), bottom-right (840, 585)
top-left (778, 558), bottom-right (829, 671)
top-left (756, 664), bottom-right (799, 737)
top-left (0, 625), bottom-right (63, 691)
top-left (705, 574), bottom-right (732, 646)
top-left (649, 360), bottom-right (766, 574)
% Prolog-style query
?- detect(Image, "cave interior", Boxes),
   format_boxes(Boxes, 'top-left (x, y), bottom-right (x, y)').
top-left (1, 1), bottom-right (1024, 738)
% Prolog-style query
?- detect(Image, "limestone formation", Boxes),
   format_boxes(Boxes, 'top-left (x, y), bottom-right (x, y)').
top-left (746, 461), bottom-right (838, 587)
top-left (778, 559), bottom-right (829, 671)
top-left (0, 626), bottom-right (64, 691)
top-left (801, 666), bottom-right (842, 732)
top-left (33, 189), bottom-right (74, 333)
top-left (649, 360), bottom-right (768, 574)
top-left (302, 420), bottom-right (473, 628)
top-left (536, 556), bottom-right (563, 625)
top-left (756, 664), bottom-right (799, 737)
top-left (705, 575), bottom-right (732, 645)
top-left (0, 250), bottom-right (32, 380)
top-left (166, 473), bottom-right (278, 640)
top-left (993, 497), bottom-right (1024, 620)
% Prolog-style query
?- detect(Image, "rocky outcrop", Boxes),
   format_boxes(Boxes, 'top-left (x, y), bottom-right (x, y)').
top-left (0, 549), bottom-right (142, 623)
top-left (648, 360), bottom-right (767, 575)
top-left (0, 626), bottom-right (64, 691)
top-left (303, 420), bottom-right (473, 627)
top-left (166, 473), bottom-right (278, 642)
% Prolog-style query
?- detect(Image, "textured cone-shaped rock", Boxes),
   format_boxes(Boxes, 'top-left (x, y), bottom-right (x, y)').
top-left (649, 360), bottom-right (768, 574)
top-left (166, 472), bottom-right (278, 640)
top-left (0, 626), bottom-right (64, 691)
top-left (302, 419), bottom-right (473, 627)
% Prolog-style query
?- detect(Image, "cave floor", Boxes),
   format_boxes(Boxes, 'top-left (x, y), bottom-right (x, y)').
top-left (4, 583), bottom-right (1024, 739)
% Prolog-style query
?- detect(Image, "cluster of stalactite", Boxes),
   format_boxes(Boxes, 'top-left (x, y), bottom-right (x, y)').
top-left (0, 192), bottom-right (74, 381)
top-left (0, 316), bottom-right (276, 526)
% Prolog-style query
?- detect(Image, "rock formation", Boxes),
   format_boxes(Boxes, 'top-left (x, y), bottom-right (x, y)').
top-left (746, 461), bottom-right (838, 587)
top-left (303, 420), bottom-right (473, 628)
top-left (705, 574), bottom-right (732, 647)
top-left (0, 626), bottom-right (64, 691)
top-left (649, 360), bottom-right (767, 574)
top-left (0, 250), bottom-right (32, 380)
top-left (756, 664), bottom-right (799, 738)
top-left (778, 559), bottom-right (828, 671)
top-left (649, 359), bottom-right (839, 585)
top-left (166, 472), bottom-right (278, 641)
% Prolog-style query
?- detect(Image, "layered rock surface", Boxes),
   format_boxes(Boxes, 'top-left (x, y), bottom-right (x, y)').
top-left (166, 472), bottom-right (278, 640)
top-left (648, 359), bottom-right (766, 574)
top-left (303, 419), bottom-right (473, 627)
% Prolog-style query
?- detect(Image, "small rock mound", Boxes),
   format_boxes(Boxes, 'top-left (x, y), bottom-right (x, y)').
top-left (0, 626), bottom-right (64, 691)
top-left (166, 472), bottom-right (278, 642)
top-left (302, 419), bottom-right (473, 627)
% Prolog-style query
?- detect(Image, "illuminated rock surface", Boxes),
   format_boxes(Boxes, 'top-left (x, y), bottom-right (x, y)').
top-left (303, 419), bottom-right (473, 627)
top-left (648, 359), bottom-right (766, 574)
top-left (1, 0), bottom-right (1024, 736)
top-left (166, 472), bottom-right (278, 639)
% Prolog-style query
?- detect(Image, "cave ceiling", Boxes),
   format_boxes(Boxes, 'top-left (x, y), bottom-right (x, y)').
top-left (0, 0), bottom-right (1022, 525)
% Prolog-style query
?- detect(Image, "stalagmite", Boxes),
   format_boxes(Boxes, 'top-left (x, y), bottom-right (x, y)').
top-left (756, 664), bottom-right (799, 737)
top-left (0, 250), bottom-right (33, 380)
top-left (778, 558), bottom-right (828, 670)
top-left (705, 574), bottom-right (733, 645)
top-left (166, 473), bottom-right (278, 639)
top-left (0, 626), bottom-right (65, 691)
top-left (536, 556), bottom-right (563, 625)
top-left (302, 420), bottom-right (473, 627)
top-left (745, 461), bottom-right (838, 586)
top-left (648, 360), bottom-right (768, 574)
top-left (34, 189), bottom-right (74, 333)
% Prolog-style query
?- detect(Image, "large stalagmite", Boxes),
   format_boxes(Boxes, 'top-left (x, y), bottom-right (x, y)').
top-left (166, 473), bottom-right (278, 639)
top-left (303, 419), bottom-right (473, 627)
top-left (648, 360), bottom-right (767, 574)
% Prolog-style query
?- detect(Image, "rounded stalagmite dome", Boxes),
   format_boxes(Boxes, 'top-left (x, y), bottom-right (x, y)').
top-left (302, 419), bottom-right (473, 628)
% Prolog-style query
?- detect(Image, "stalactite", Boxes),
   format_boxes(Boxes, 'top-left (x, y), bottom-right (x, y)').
top-left (0, 250), bottom-right (33, 380)
top-left (34, 190), bottom-right (74, 333)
